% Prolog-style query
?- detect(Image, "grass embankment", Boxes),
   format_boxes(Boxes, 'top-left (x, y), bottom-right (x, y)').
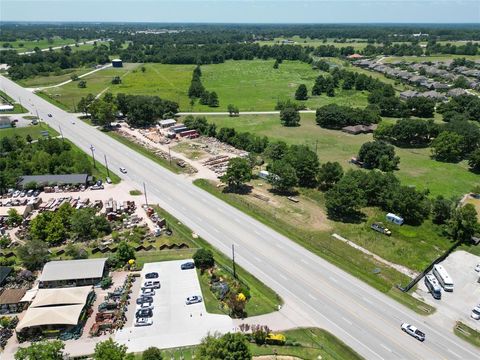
top-left (17, 67), bottom-right (93, 88)
top-left (454, 322), bottom-right (480, 348)
top-left (1, 37), bottom-right (82, 53)
top-left (194, 178), bottom-right (434, 315)
top-left (40, 60), bottom-right (369, 112)
top-left (203, 113), bottom-right (478, 199)
top-left (133, 327), bottom-right (363, 360)
top-left (0, 90), bottom-right (28, 114)
top-left (0, 122), bottom-right (58, 140)
top-left (104, 130), bottom-right (185, 174)
top-left (150, 206), bottom-right (281, 317)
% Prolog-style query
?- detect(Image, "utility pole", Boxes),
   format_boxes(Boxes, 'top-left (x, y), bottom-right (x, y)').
top-left (315, 139), bottom-right (318, 154)
top-left (58, 125), bottom-right (64, 144)
top-left (232, 244), bottom-right (237, 279)
top-left (104, 154), bottom-right (110, 177)
top-left (168, 146), bottom-right (172, 165)
top-left (143, 182), bottom-right (148, 206)
top-left (90, 145), bottom-right (96, 168)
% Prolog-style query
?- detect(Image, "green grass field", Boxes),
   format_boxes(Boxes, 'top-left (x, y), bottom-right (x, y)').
top-left (0, 122), bottom-right (58, 140)
top-left (17, 67), bottom-right (94, 88)
top-left (198, 113), bottom-right (478, 198)
top-left (256, 36), bottom-right (369, 51)
top-left (0, 90), bottom-right (28, 114)
top-left (0, 37), bottom-right (88, 53)
top-left (41, 60), bottom-right (369, 112)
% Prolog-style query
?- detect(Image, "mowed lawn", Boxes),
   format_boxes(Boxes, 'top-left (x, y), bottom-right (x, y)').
top-left (41, 60), bottom-right (369, 112)
top-left (201, 114), bottom-right (478, 198)
top-left (0, 37), bottom-right (82, 53)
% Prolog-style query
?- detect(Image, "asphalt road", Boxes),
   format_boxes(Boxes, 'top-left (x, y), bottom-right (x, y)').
top-left (2, 75), bottom-right (479, 360)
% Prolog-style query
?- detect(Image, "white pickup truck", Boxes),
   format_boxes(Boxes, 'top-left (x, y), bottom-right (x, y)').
top-left (401, 323), bottom-right (426, 342)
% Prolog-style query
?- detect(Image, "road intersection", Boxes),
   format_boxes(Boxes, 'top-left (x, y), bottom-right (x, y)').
top-left (1, 75), bottom-right (479, 359)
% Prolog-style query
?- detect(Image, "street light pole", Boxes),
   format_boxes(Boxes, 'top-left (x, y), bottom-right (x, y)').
top-left (90, 145), bottom-right (96, 168)
top-left (104, 154), bottom-right (110, 177)
top-left (58, 125), bottom-right (64, 144)
top-left (232, 244), bottom-right (237, 279)
top-left (143, 182), bottom-right (148, 206)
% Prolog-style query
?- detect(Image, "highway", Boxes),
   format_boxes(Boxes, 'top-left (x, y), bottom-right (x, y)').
top-left (1, 75), bottom-right (479, 359)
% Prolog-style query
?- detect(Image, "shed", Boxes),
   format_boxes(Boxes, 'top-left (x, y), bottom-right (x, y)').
top-left (0, 288), bottom-right (28, 314)
top-left (112, 59), bottom-right (123, 68)
top-left (386, 213), bottom-right (404, 225)
top-left (0, 116), bottom-right (12, 128)
top-left (39, 258), bottom-right (107, 288)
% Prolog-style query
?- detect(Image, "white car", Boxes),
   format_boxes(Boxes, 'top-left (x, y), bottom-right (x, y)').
top-left (135, 317), bottom-right (153, 327)
top-left (471, 305), bottom-right (480, 320)
top-left (401, 323), bottom-right (425, 342)
top-left (142, 280), bottom-right (160, 290)
top-left (136, 302), bottom-right (153, 311)
top-left (186, 295), bottom-right (203, 305)
top-left (475, 264), bottom-right (480, 272)
top-left (142, 288), bottom-right (155, 297)
top-left (119, 167), bottom-right (127, 174)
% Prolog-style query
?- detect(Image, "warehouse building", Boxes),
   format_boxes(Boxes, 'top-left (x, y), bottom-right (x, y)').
top-left (18, 173), bottom-right (91, 189)
top-left (39, 258), bottom-right (108, 288)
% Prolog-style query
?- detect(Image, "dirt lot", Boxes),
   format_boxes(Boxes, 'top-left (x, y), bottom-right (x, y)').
top-left (414, 250), bottom-right (480, 331)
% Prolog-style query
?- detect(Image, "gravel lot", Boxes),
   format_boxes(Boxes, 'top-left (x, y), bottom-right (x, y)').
top-left (115, 260), bottom-right (234, 352)
top-left (415, 250), bottom-right (480, 331)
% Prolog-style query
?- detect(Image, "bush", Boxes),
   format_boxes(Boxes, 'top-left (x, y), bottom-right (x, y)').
top-left (193, 248), bottom-right (215, 270)
top-left (100, 276), bottom-right (113, 290)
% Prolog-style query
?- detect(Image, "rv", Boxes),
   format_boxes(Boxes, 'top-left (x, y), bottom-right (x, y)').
top-left (386, 213), bottom-right (404, 225)
top-left (432, 264), bottom-right (454, 292)
top-left (424, 273), bottom-right (442, 299)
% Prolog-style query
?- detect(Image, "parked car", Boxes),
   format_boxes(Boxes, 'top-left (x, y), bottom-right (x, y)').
top-left (142, 288), bottom-right (155, 297)
top-left (186, 295), bottom-right (203, 305)
top-left (135, 317), bottom-right (153, 327)
top-left (106, 177), bottom-right (112, 184)
top-left (401, 323), bottom-right (425, 342)
top-left (142, 281), bottom-right (160, 290)
top-left (145, 272), bottom-right (159, 279)
top-left (471, 305), bottom-right (480, 320)
top-left (136, 302), bottom-right (153, 311)
top-left (136, 308), bottom-right (153, 318)
top-left (181, 262), bottom-right (195, 270)
top-left (19, 190), bottom-right (27, 197)
top-left (370, 222), bottom-right (391, 236)
top-left (26, 190), bottom-right (34, 197)
top-left (136, 296), bottom-right (153, 305)
top-left (119, 167), bottom-right (127, 174)
top-left (12, 190), bottom-right (20, 198)
top-left (47, 113), bottom-right (52, 117)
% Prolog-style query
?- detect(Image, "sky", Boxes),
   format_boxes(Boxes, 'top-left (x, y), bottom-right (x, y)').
top-left (1, 0), bottom-right (480, 23)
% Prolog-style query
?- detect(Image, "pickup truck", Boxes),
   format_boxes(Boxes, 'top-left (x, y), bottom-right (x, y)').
top-left (401, 323), bottom-right (425, 342)
top-left (371, 222), bottom-right (392, 236)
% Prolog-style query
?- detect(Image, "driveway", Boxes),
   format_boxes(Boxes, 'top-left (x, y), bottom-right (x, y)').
top-left (115, 260), bottom-right (234, 352)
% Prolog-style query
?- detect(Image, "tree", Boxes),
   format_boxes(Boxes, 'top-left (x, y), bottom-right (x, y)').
top-left (273, 59), bottom-right (279, 69)
top-left (358, 141), bottom-right (399, 171)
top-left (453, 76), bottom-right (469, 89)
top-left (389, 186), bottom-right (431, 225)
top-left (89, 98), bottom-right (117, 127)
top-left (78, 80), bottom-right (87, 88)
top-left (264, 141), bottom-right (288, 161)
top-left (431, 131), bottom-right (464, 162)
top-left (468, 149), bottom-right (480, 173)
top-left (93, 338), bottom-right (132, 360)
top-left (15, 340), bottom-right (65, 360)
top-left (227, 104), bottom-right (239, 117)
top-left (117, 241), bottom-right (135, 264)
top-left (406, 97), bottom-right (435, 118)
top-left (6, 208), bottom-right (22, 227)
top-left (17, 240), bottom-right (50, 271)
top-left (432, 196), bottom-right (453, 224)
top-left (141, 66), bottom-right (146, 73)
top-left (268, 160), bottom-right (298, 193)
top-left (295, 84), bottom-right (308, 100)
top-left (448, 204), bottom-right (479, 242)
top-left (70, 74), bottom-right (79, 81)
top-left (280, 107), bottom-right (300, 127)
top-left (196, 333), bottom-right (251, 360)
top-left (111, 76), bottom-right (122, 84)
top-left (220, 158), bottom-right (252, 190)
top-left (284, 145), bottom-right (319, 187)
top-left (208, 91), bottom-right (219, 107)
top-left (318, 161), bottom-right (344, 190)
top-left (142, 347), bottom-right (163, 360)
top-left (325, 172), bottom-right (366, 220)
top-left (193, 248), bottom-right (214, 270)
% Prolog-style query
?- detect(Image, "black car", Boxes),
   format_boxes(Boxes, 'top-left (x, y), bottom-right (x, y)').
top-left (136, 308), bottom-right (153, 318)
top-left (145, 272), bottom-right (159, 279)
top-left (47, 113), bottom-right (52, 117)
top-left (181, 262), bottom-right (195, 270)
top-left (136, 296), bottom-right (153, 305)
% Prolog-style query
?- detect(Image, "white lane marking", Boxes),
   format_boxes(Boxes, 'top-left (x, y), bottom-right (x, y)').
top-left (181, 206), bottom-right (186, 211)
top-left (308, 293), bottom-right (317, 300)
top-left (216, 207), bottom-right (223, 212)
top-left (447, 349), bottom-right (460, 358)
top-left (254, 256), bottom-right (261, 262)
top-left (200, 197), bottom-right (208, 203)
top-left (234, 218), bottom-right (242, 224)
top-left (279, 274), bottom-right (288, 281)
top-left (380, 344), bottom-right (392, 353)
top-left (254, 230), bottom-right (261, 236)
top-left (213, 227), bottom-right (220, 233)
top-left (329, 276), bottom-right (337, 283)
top-left (341, 317), bottom-right (352, 325)
top-left (300, 259), bottom-right (309, 265)
top-left (362, 297), bottom-right (373, 305)
top-left (275, 243), bottom-right (284, 249)
top-left (164, 195), bottom-right (172, 201)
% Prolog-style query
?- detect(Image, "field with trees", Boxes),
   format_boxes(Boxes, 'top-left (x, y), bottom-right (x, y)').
top-left (193, 113), bottom-right (478, 198)
top-left (0, 37), bottom-right (84, 53)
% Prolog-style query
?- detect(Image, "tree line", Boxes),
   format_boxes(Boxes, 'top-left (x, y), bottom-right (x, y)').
top-left (188, 65), bottom-right (219, 107)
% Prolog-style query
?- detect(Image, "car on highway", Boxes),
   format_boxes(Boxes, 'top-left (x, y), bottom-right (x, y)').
top-left (119, 167), bottom-right (127, 173)
top-left (185, 295), bottom-right (202, 305)
top-left (142, 280), bottom-right (160, 290)
top-left (471, 305), bottom-right (480, 320)
top-left (401, 323), bottom-right (425, 342)
top-left (136, 296), bottom-right (153, 305)
top-left (136, 308), bottom-right (153, 318)
top-left (71, 120), bottom-right (75, 124)
top-left (475, 264), bottom-right (480, 272)
top-left (145, 272), bottom-right (158, 279)
top-left (181, 262), bottom-right (195, 270)
top-left (47, 113), bottom-right (52, 117)
top-left (135, 317), bottom-right (153, 327)
top-left (142, 288), bottom-right (155, 297)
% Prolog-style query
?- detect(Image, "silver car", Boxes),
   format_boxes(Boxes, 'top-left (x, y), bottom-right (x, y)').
top-left (142, 288), bottom-right (155, 297)
top-left (135, 317), bottom-right (153, 327)
top-left (142, 280), bottom-right (160, 290)
top-left (185, 295), bottom-right (203, 305)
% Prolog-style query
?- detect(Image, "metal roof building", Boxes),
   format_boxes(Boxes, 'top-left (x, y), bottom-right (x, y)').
top-left (39, 258), bottom-right (107, 288)
top-left (18, 173), bottom-right (91, 188)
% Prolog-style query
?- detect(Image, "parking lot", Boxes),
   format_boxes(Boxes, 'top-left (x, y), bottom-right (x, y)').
top-left (115, 260), bottom-right (234, 353)
top-left (415, 251), bottom-right (480, 331)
